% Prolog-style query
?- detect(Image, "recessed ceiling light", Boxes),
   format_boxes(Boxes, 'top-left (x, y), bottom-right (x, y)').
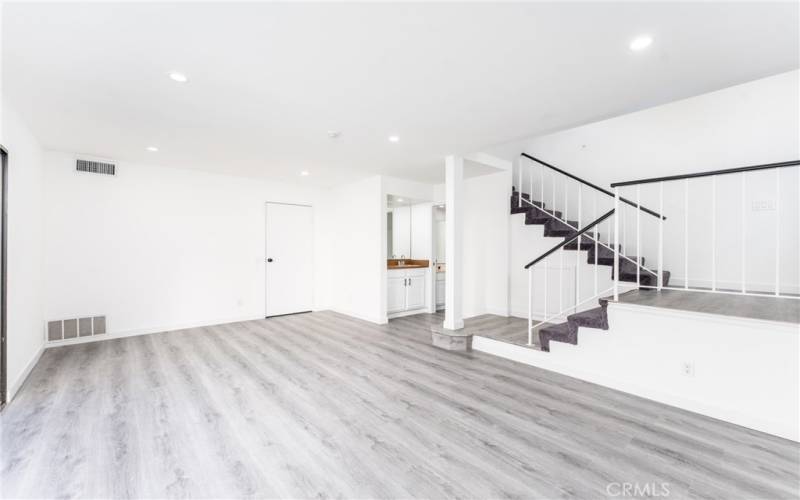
top-left (397, 198), bottom-right (404, 202)
top-left (300, 171), bottom-right (310, 176)
top-left (388, 135), bottom-right (400, 143)
top-left (327, 130), bottom-right (341, 139)
top-left (146, 146), bottom-right (159, 152)
top-left (629, 35), bottom-right (653, 52)
top-left (168, 71), bottom-right (188, 83)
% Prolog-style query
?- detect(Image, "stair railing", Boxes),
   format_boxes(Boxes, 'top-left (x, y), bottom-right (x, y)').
top-left (611, 160), bottom-right (800, 300)
top-left (515, 153), bottom-right (664, 298)
top-left (524, 210), bottom-right (619, 345)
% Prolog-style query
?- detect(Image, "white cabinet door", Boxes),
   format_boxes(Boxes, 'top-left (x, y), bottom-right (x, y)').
top-left (387, 277), bottom-right (407, 313)
top-left (406, 275), bottom-right (426, 310)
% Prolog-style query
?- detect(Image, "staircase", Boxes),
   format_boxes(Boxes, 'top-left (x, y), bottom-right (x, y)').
top-left (510, 151), bottom-right (675, 352)
top-left (510, 153), bottom-right (799, 352)
top-left (510, 188), bottom-right (670, 351)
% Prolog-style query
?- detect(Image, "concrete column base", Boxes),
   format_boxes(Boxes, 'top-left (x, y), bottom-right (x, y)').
top-left (430, 325), bottom-right (472, 352)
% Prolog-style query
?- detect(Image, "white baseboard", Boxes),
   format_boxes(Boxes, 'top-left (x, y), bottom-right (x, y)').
top-left (330, 308), bottom-right (387, 325)
top-left (387, 308), bottom-right (429, 320)
top-left (44, 314), bottom-right (267, 348)
top-left (7, 343), bottom-right (45, 403)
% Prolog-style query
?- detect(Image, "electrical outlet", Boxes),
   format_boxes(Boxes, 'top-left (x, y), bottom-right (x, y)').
top-left (751, 200), bottom-right (776, 211)
top-left (681, 361), bottom-right (695, 377)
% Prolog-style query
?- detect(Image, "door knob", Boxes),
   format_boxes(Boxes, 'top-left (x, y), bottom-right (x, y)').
top-left (267, 258), bottom-right (273, 263)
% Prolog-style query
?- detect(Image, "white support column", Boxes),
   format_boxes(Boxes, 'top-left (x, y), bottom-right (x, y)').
top-left (443, 155), bottom-right (464, 331)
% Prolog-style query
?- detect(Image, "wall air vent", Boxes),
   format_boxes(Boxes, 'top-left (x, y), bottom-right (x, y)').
top-left (46, 316), bottom-right (107, 342)
top-left (76, 159), bottom-right (115, 176)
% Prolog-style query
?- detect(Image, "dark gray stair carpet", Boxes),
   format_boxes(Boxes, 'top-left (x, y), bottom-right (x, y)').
top-left (538, 304), bottom-right (609, 352)
top-left (526, 210), bottom-right (563, 225)
top-left (512, 189), bottom-right (672, 352)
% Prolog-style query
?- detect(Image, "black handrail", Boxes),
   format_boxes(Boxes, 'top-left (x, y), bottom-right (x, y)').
top-left (610, 160), bottom-right (800, 187)
top-left (525, 209), bottom-right (615, 269)
top-left (521, 153), bottom-right (665, 220)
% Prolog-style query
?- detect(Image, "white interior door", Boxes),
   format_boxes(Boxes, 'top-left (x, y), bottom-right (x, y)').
top-left (265, 203), bottom-right (313, 317)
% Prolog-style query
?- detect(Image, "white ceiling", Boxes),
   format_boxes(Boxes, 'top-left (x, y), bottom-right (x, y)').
top-left (3, 2), bottom-right (798, 186)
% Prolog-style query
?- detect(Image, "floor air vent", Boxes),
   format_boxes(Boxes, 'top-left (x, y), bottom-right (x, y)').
top-left (76, 159), bottom-right (115, 175)
top-left (47, 316), bottom-right (107, 342)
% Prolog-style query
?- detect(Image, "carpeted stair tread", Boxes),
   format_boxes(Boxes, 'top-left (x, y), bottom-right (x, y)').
top-left (567, 306), bottom-right (609, 330)
top-left (525, 209), bottom-right (563, 224)
top-left (563, 235), bottom-right (595, 251)
top-left (544, 219), bottom-right (579, 237)
top-left (538, 322), bottom-right (574, 352)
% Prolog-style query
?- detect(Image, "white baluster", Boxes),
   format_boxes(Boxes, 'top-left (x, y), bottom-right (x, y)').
top-left (576, 186), bottom-right (581, 313)
top-left (658, 181), bottom-right (664, 291)
top-left (540, 165), bottom-right (544, 212)
top-left (518, 158), bottom-right (522, 208)
top-left (593, 192), bottom-right (598, 296)
top-left (711, 176), bottom-right (716, 292)
top-left (613, 188), bottom-right (620, 301)
top-left (684, 179), bottom-right (689, 290)
top-left (543, 259), bottom-right (548, 320)
top-left (528, 266), bottom-right (533, 345)
top-left (636, 185), bottom-right (641, 287)
top-left (559, 248), bottom-right (564, 314)
top-left (775, 168), bottom-right (780, 296)
top-left (622, 197), bottom-right (627, 257)
top-left (529, 162), bottom-right (534, 209)
top-left (741, 172), bottom-right (746, 293)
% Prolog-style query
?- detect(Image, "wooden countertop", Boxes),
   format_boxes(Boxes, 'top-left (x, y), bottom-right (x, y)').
top-left (388, 259), bottom-right (430, 269)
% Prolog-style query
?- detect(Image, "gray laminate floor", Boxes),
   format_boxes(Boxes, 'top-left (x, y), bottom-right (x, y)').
top-left (2, 311), bottom-right (798, 499)
top-left (615, 289), bottom-right (800, 324)
top-left (459, 313), bottom-right (544, 349)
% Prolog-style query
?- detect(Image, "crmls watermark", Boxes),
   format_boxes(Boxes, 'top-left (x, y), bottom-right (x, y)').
top-left (606, 482), bottom-right (671, 497)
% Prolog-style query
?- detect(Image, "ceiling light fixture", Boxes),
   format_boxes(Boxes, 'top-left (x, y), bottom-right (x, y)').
top-left (327, 130), bottom-right (341, 139)
top-left (146, 146), bottom-right (159, 152)
top-left (629, 35), bottom-right (653, 52)
top-left (168, 71), bottom-right (189, 83)
top-left (388, 135), bottom-right (400, 143)
top-left (397, 198), bottom-right (404, 202)
top-left (300, 171), bottom-right (310, 176)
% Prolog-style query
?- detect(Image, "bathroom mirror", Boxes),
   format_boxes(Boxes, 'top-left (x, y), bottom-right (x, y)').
top-left (387, 195), bottom-right (431, 260)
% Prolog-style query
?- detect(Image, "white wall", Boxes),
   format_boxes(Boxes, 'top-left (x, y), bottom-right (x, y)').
top-left (459, 170), bottom-right (512, 318)
top-left (321, 175), bottom-right (386, 323)
top-left (498, 70), bottom-right (800, 294)
top-left (410, 202), bottom-right (433, 261)
top-left (42, 152), bottom-right (324, 339)
top-left (1, 104), bottom-right (46, 400)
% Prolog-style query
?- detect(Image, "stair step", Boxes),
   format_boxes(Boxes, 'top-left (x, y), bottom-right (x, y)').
top-left (510, 192), bottom-right (545, 214)
top-left (538, 322), bottom-right (573, 352)
top-left (525, 209), bottom-right (562, 224)
top-left (544, 219), bottom-right (579, 237)
top-left (567, 306), bottom-right (608, 331)
top-left (563, 235), bottom-right (595, 251)
top-left (617, 269), bottom-right (671, 287)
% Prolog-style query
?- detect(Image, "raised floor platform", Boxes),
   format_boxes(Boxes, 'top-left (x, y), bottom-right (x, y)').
top-left (467, 291), bottom-right (799, 441)
top-left (614, 288), bottom-right (800, 324)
